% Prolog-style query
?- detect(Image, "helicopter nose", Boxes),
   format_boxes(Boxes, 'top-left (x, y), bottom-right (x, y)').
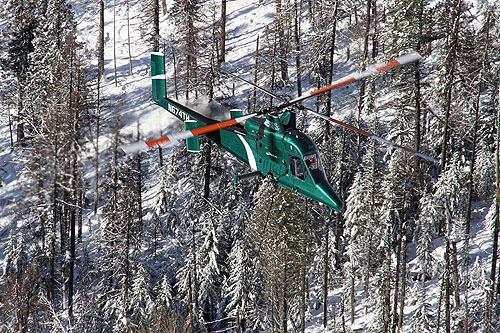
top-left (316, 181), bottom-right (343, 211)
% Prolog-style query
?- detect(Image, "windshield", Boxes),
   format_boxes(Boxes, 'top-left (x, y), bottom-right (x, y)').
top-left (304, 152), bottom-right (326, 183)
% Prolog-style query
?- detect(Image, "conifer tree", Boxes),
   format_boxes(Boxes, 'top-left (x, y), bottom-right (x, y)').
top-left (99, 154), bottom-right (144, 330)
top-left (169, 0), bottom-right (201, 98)
top-left (247, 178), bottom-right (314, 332)
top-left (408, 282), bottom-right (435, 333)
top-left (197, 207), bottom-right (224, 330)
top-left (225, 237), bottom-right (257, 331)
top-left (129, 263), bottom-right (154, 330)
top-left (1, 0), bottom-right (39, 144)
top-left (380, 152), bottom-right (413, 332)
top-left (414, 193), bottom-right (439, 281)
top-left (344, 137), bottom-right (384, 308)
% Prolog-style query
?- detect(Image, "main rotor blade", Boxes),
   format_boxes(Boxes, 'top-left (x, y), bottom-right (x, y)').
top-left (220, 69), bottom-right (285, 102)
top-left (307, 109), bottom-right (439, 164)
top-left (281, 52), bottom-right (422, 109)
top-left (121, 113), bottom-right (258, 154)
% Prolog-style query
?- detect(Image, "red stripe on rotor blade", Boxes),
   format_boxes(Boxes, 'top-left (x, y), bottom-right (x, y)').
top-left (327, 117), bottom-right (374, 138)
top-left (190, 118), bottom-right (238, 136)
top-left (309, 77), bottom-right (356, 97)
top-left (375, 59), bottom-right (401, 72)
top-left (284, 52), bottom-right (421, 108)
top-left (143, 115), bottom-right (255, 149)
top-left (146, 136), bottom-right (171, 147)
top-left (329, 117), bottom-right (439, 163)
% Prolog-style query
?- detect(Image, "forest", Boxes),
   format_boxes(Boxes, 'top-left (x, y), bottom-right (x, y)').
top-left (0, 0), bottom-right (500, 331)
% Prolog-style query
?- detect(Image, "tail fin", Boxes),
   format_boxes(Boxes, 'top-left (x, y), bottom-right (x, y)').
top-left (150, 53), bottom-right (214, 124)
top-left (151, 52), bottom-right (167, 102)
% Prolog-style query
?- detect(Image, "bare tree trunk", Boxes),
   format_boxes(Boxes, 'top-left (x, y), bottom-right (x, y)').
top-left (440, 1), bottom-right (462, 171)
top-left (274, 0), bottom-right (288, 82)
top-left (341, 292), bottom-right (347, 333)
top-left (392, 227), bottom-right (402, 333)
top-left (94, 77), bottom-right (101, 215)
top-left (466, 83), bottom-right (480, 237)
top-left (162, 0), bottom-right (167, 15)
top-left (153, 0), bottom-right (160, 52)
top-left (172, 48), bottom-right (179, 99)
top-left (98, 0), bottom-right (104, 79)
top-left (440, 81), bottom-right (453, 171)
top-left (496, 86), bottom-right (500, 297)
top-left (398, 239), bottom-right (407, 332)
top-left (113, 0), bottom-right (117, 87)
top-left (364, 230), bottom-right (373, 309)
top-left (381, 228), bottom-right (391, 333)
top-left (186, 55), bottom-right (191, 100)
top-left (203, 144), bottom-right (211, 199)
top-left (414, 0), bottom-right (424, 175)
top-left (358, 0), bottom-right (372, 108)
top-left (68, 206), bottom-right (75, 319)
top-left (357, 0), bottom-right (373, 157)
top-left (350, 273), bottom-right (355, 324)
top-left (294, 0), bottom-right (302, 97)
top-left (219, 0), bottom-right (227, 64)
top-left (467, 11), bottom-right (489, 239)
top-left (436, 280), bottom-right (443, 333)
top-left (282, 254), bottom-right (288, 333)
top-left (136, 127), bottom-right (143, 228)
top-left (451, 242), bottom-right (460, 309)
top-left (325, 0), bottom-right (338, 140)
top-left (306, 0), bottom-right (313, 24)
top-left (16, 74), bottom-right (25, 145)
top-left (444, 240), bottom-right (451, 333)
top-left (188, 272), bottom-right (195, 333)
top-left (68, 52), bottom-right (76, 320)
top-left (301, 261), bottom-right (306, 333)
top-left (127, 0), bottom-right (132, 74)
top-left (8, 104), bottom-right (13, 150)
top-left (269, 39), bottom-right (277, 108)
top-left (192, 219), bottom-right (199, 325)
top-left (185, 8), bottom-right (196, 100)
top-left (253, 35), bottom-right (260, 112)
top-left (49, 219), bottom-right (56, 304)
top-left (123, 212), bottom-right (131, 332)
top-left (323, 217), bottom-right (329, 328)
top-left (77, 158), bottom-right (83, 241)
top-left (486, 85), bottom-right (500, 332)
top-left (50, 134), bottom-right (59, 305)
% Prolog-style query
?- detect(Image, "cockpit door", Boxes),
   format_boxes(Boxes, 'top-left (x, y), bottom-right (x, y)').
top-left (290, 156), bottom-right (305, 180)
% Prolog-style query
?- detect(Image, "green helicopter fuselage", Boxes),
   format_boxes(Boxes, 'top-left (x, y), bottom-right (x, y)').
top-left (151, 52), bottom-right (343, 210)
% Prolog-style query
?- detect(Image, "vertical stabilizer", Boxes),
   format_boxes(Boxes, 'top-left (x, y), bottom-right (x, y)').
top-left (151, 52), bottom-right (166, 102)
top-left (150, 52), bottom-right (216, 124)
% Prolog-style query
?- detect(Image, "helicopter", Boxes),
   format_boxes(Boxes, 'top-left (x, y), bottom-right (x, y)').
top-left (122, 52), bottom-right (438, 210)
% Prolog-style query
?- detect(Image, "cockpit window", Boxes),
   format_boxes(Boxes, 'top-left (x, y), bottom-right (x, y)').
top-left (304, 153), bottom-right (320, 170)
top-left (304, 152), bottom-right (326, 183)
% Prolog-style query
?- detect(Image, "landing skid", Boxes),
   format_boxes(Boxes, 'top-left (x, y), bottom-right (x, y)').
top-left (231, 171), bottom-right (263, 199)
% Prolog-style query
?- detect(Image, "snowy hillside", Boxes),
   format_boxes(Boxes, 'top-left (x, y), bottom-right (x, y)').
top-left (1, 0), bottom-right (500, 332)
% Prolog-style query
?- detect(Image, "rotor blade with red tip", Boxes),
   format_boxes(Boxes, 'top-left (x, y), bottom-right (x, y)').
top-left (121, 113), bottom-right (258, 154)
top-left (307, 108), bottom-right (439, 164)
top-left (282, 52), bottom-right (422, 108)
